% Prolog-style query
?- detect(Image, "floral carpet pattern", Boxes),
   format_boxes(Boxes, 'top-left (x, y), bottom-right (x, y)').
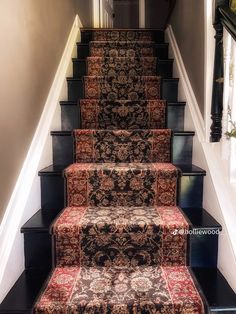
top-left (53, 206), bottom-right (189, 267)
top-left (74, 129), bottom-right (171, 163)
top-left (35, 266), bottom-right (203, 314)
top-left (65, 163), bottom-right (178, 208)
top-left (87, 57), bottom-right (157, 77)
top-left (84, 76), bottom-right (161, 100)
top-left (93, 30), bottom-right (154, 42)
top-left (90, 41), bottom-right (155, 58)
top-left (35, 29), bottom-right (204, 313)
top-left (80, 99), bottom-right (167, 129)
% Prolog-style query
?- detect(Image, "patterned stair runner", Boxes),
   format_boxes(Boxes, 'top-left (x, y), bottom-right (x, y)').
top-left (65, 163), bottom-right (178, 207)
top-left (90, 41), bottom-right (155, 58)
top-left (87, 57), bottom-right (157, 76)
top-left (84, 76), bottom-right (161, 100)
top-left (74, 129), bottom-right (171, 163)
top-left (91, 30), bottom-right (155, 41)
top-left (80, 99), bottom-right (167, 129)
top-left (53, 206), bottom-right (189, 267)
top-left (35, 29), bottom-right (205, 314)
top-left (35, 266), bottom-right (203, 313)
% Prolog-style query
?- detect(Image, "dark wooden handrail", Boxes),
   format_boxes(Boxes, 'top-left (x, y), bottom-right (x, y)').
top-left (210, 1), bottom-right (236, 142)
top-left (219, 6), bottom-right (236, 40)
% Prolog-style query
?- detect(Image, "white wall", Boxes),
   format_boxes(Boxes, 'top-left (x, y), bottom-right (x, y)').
top-left (166, 19), bottom-right (236, 292)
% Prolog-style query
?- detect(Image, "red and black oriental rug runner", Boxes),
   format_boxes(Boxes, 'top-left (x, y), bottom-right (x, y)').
top-left (34, 29), bottom-right (204, 313)
top-left (35, 266), bottom-right (203, 314)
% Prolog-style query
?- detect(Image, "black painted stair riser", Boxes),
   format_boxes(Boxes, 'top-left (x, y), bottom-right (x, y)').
top-left (39, 165), bottom-right (205, 210)
top-left (72, 58), bottom-right (174, 78)
top-left (23, 225), bottom-right (219, 271)
top-left (67, 78), bottom-right (179, 102)
top-left (60, 102), bottom-right (186, 132)
top-left (77, 43), bottom-right (169, 60)
top-left (1, 267), bottom-right (235, 314)
top-left (21, 207), bottom-right (221, 271)
top-left (50, 132), bottom-right (194, 166)
top-left (80, 29), bottom-right (165, 44)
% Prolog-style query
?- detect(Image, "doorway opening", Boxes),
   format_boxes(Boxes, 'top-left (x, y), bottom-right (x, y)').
top-left (113, 0), bottom-right (139, 28)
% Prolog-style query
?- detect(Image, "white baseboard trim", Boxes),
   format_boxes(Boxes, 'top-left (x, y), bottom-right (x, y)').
top-left (166, 25), bottom-right (205, 142)
top-left (166, 24), bottom-right (236, 292)
top-left (0, 14), bottom-right (82, 302)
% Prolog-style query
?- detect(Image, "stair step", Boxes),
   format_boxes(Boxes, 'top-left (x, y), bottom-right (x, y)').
top-left (77, 42), bottom-right (169, 59)
top-left (60, 100), bottom-right (186, 132)
top-left (80, 29), bottom-right (165, 44)
top-left (65, 163), bottom-right (179, 208)
top-left (192, 268), bottom-right (236, 312)
top-left (1, 267), bottom-right (235, 314)
top-left (72, 57), bottom-right (174, 78)
top-left (21, 207), bottom-right (221, 234)
top-left (0, 269), bottom-right (49, 314)
top-left (89, 41), bottom-right (157, 58)
top-left (34, 266), bottom-right (205, 313)
top-left (84, 76), bottom-right (162, 100)
top-left (21, 207), bottom-right (221, 270)
top-left (38, 164), bottom-right (206, 211)
top-left (38, 164), bottom-right (206, 176)
top-left (52, 206), bottom-right (190, 267)
top-left (50, 130), bottom-right (194, 165)
top-left (67, 77), bottom-right (179, 102)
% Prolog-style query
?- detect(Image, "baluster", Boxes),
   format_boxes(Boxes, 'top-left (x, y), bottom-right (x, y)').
top-left (210, 22), bottom-right (224, 142)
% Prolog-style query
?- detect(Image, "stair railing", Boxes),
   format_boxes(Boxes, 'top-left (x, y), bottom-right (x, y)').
top-left (210, 0), bottom-right (236, 142)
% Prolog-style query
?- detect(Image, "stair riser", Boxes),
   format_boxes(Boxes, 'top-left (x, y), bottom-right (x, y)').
top-left (51, 133), bottom-right (193, 165)
top-left (73, 59), bottom-right (173, 78)
top-left (23, 229), bottom-right (218, 270)
top-left (61, 103), bottom-right (185, 132)
top-left (40, 173), bottom-right (203, 210)
top-left (81, 30), bottom-right (165, 44)
top-left (24, 233), bottom-right (52, 271)
top-left (189, 233), bottom-right (219, 268)
top-left (67, 79), bottom-right (179, 102)
top-left (77, 43), bottom-right (169, 59)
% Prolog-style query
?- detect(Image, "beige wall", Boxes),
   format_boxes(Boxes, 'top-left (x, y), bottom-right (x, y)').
top-left (170, 0), bottom-right (205, 116)
top-left (77, 0), bottom-right (93, 27)
top-left (0, 0), bottom-right (80, 222)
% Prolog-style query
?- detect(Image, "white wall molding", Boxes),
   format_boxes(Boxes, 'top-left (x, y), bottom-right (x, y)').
top-left (0, 14), bottom-right (82, 302)
top-left (93, 0), bottom-right (100, 27)
top-left (166, 24), bottom-right (236, 292)
top-left (166, 26), bottom-right (205, 142)
top-left (139, 0), bottom-right (145, 28)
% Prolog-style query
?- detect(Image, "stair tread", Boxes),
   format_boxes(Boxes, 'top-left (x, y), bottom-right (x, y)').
top-left (192, 268), bottom-right (236, 311)
top-left (77, 42), bottom-right (169, 46)
top-left (81, 28), bottom-right (164, 31)
top-left (34, 266), bottom-right (204, 312)
top-left (73, 57), bottom-right (174, 61)
top-left (21, 207), bottom-right (222, 234)
top-left (67, 77), bottom-right (179, 81)
top-left (60, 100), bottom-right (186, 106)
top-left (39, 164), bottom-right (206, 176)
top-left (51, 130), bottom-right (194, 135)
top-left (1, 267), bottom-right (235, 313)
top-left (0, 269), bottom-right (49, 314)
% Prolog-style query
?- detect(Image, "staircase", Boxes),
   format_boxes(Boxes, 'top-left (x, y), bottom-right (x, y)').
top-left (1, 29), bottom-right (236, 313)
